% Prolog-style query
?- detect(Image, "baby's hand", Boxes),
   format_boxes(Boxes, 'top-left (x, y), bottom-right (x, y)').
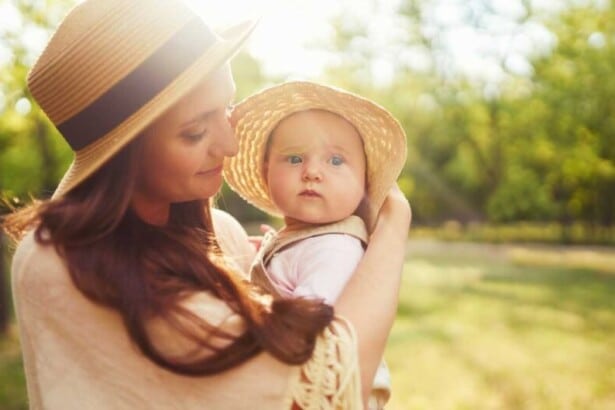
top-left (248, 224), bottom-right (275, 251)
top-left (374, 185), bottom-right (411, 240)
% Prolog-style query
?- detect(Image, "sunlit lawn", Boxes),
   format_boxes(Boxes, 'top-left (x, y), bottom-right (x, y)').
top-left (0, 325), bottom-right (26, 410)
top-left (387, 240), bottom-right (615, 410)
top-left (1, 240), bottom-right (614, 409)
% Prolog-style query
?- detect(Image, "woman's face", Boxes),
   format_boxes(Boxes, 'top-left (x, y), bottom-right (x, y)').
top-left (133, 65), bottom-right (237, 220)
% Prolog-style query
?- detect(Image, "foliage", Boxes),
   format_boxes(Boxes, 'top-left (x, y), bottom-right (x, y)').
top-left (1, 0), bottom-right (614, 230)
top-left (526, 5), bottom-right (615, 228)
top-left (320, 0), bottom-right (615, 233)
top-left (0, 0), bottom-right (74, 206)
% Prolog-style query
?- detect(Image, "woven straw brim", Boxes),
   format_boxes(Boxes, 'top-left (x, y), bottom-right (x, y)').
top-left (52, 21), bottom-right (256, 198)
top-left (224, 81), bottom-right (407, 231)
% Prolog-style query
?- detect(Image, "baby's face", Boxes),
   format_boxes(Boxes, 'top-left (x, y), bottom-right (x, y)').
top-left (265, 109), bottom-right (366, 225)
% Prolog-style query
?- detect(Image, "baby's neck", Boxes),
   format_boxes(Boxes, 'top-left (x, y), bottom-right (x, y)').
top-left (282, 216), bottom-right (349, 232)
top-left (282, 217), bottom-right (314, 232)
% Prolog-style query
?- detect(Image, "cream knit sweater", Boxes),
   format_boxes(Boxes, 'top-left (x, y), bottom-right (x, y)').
top-left (11, 209), bottom-right (362, 409)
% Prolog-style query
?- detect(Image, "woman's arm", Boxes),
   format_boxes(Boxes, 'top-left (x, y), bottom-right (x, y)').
top-left (334, 185), bottom-right (411, 404)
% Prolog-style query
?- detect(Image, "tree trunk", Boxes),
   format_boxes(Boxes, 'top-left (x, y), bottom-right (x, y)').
top-left (0, 230), bottom-right (8, 334)
top-left (35, 117), bottom-right (58, 195)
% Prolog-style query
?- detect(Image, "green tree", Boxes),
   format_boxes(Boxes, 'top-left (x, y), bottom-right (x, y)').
top-left (1, 0), bottom-right (75, 201)
top-left (0, 231), bottom-right (6, 333)
top-left (529, 4), bottom-right (615, 229)
top-left (0, 0), bottom-right (77, 334)
top-left (321, 0), bottom-right (615, 233)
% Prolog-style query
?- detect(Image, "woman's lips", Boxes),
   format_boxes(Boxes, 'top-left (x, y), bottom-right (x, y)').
top-left (197, 165), bottom-right (223, 176)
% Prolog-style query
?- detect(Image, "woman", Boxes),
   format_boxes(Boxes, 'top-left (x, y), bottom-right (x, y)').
top-left (3, 0), bottom-right (411, 409)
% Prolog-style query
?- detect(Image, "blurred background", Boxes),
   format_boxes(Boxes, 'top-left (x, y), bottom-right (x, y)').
top-left (1, 0), bottom-right (614, 408)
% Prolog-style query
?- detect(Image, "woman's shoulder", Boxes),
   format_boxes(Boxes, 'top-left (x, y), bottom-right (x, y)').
top-left (11, 229), bottom-right (69, 296)
top-left (12, 229), bottom-right (59, 270)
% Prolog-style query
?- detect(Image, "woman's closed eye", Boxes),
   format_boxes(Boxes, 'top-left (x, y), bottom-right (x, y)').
top-left (181, 128), bottom-right (207, 143)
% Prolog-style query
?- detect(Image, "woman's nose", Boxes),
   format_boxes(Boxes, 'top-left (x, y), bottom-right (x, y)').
top-left (210, 113), bottom-right (238, 158)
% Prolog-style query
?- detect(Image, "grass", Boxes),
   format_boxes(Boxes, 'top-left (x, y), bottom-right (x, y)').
top-left (386, 240), bottom-right (615, 409)
top-left (1, 239), bottom-right (614, 409)
top-left (412, 222), bottom-right (615, 246)
top-left (0, 325), bottom-right (26, 410)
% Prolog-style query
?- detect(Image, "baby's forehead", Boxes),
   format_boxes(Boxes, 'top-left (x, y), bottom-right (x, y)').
top-left (269, 117), bottom-right (364, 154)
top-left (274, 109), bottom-right (352, 128)
top-left (268, 139), bottom-right (352, 153)
top-left (270, 109), bottom-right (361, 141)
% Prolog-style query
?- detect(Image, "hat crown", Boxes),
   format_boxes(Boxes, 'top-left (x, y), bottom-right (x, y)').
top-left (27, 0), bottom-right (199, 125)
top-left (27, 0), bottom-right (256, 199)
top-left (30, 0), bottom-right (128, 72)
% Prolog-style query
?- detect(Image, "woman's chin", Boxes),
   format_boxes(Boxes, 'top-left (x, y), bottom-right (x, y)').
top-left (197, 183), bottom-right (223, 200)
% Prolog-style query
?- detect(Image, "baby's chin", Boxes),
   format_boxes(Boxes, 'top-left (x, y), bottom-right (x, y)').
top-left (284, 213), bottom-right (348, 227)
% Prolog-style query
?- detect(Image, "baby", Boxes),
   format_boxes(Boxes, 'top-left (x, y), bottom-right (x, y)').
top-left (224, 81), bottom-right (407, 409)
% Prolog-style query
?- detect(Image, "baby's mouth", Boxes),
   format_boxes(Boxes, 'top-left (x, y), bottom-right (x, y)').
top-left (299, 189), bottom-right (321, 197)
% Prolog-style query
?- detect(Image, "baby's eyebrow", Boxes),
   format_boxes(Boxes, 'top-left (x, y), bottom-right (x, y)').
top-left (271, 145), bottom-right (307, 154)
top-left (328, 144), bottom-right (353, 154)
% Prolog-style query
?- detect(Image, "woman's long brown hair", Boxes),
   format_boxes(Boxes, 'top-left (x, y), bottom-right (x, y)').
top-left (3, 138), bottom-right (333, 375)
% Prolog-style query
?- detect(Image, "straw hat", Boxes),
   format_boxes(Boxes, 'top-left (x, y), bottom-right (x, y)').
top-left (224, 81), bottom-right (407, 231)
top-left (27, 0), bottom-right (256, 198)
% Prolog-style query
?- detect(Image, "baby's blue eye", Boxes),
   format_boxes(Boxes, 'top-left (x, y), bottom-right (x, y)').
top-left (330, 155), bottom-right (344, 166)
top-left (287, 155), bottom-right (303, 164)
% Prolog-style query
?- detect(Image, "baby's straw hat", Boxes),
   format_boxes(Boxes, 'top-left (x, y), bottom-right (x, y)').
top-left (27, 0), bottom-right (256, 198)
top-left (224, 81), bottom-right (407, 231)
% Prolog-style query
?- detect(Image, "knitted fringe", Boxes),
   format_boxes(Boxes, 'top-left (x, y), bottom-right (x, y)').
top-left (284, 317), bottom-right (362, 409)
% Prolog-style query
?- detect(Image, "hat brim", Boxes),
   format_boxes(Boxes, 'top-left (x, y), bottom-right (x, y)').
top-left (224, 81), bottom-right (407, 231)
top-left (52, 19), bottom-right (257, 199)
